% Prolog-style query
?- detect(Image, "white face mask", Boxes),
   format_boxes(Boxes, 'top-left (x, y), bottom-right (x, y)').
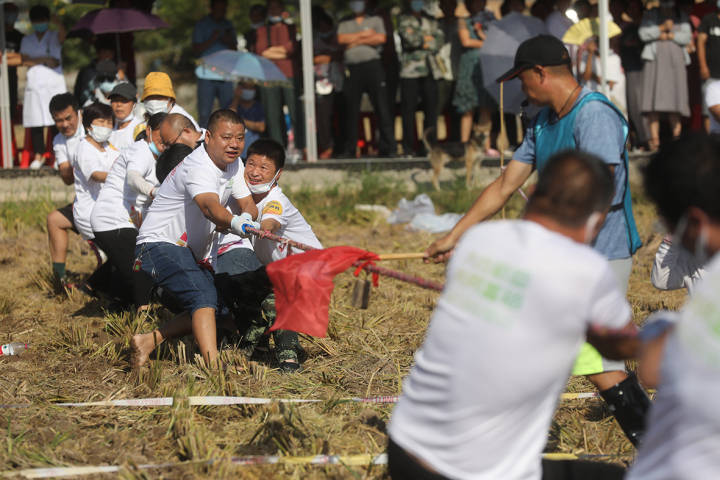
top-left (583, 212), bottom-right (602, 245)
top-left (89, 125), bottom-right (112, 144)
top-left (116, 110), bottom-right (135, 124)
top-left (247, 170), bottom-right (280, 195)
top-left (144, 99), bottom-right (171, 115)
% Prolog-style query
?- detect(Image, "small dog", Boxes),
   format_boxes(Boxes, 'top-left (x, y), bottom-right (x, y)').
top-left (423, 126), bottom-right (486, 190)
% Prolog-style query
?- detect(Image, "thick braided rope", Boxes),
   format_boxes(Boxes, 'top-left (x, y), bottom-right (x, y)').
top-left (244, 227), bottom-right (445, 292)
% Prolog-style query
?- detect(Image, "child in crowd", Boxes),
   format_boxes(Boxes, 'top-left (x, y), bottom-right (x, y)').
top-left (230, 81), bottom-right (265, 158)
top-left (579, 36), bottom-right (627, 115)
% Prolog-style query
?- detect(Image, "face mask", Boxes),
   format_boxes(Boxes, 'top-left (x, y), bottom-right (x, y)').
top-left (144, 99), bottom-right (171, 115)
top-left (99, 80), bottom-right (117, 93)
top-left (32, 22), bottom-right (49, 33)
top-left (268, 15), bottom-right (282, 23)
top-left (148, 139), bottom-right (161, 157)
top-left (240, 88), bottom-right (256, 100)
top-left (411, 0), bottom-right (425, 13)
top-left (247, 170), bottom-right (280, 195)
top-left (672, 214), bottom-right (711, 265)
top-left (251, 21), bottom-right (264, 29)
top-left (349, 1), bottom-right (365, 14)
top-left (5, 13), bottom-right (18, 26)
top-left (116, 111), bottom-right (134, 124)
top-left (583, 212), bottom-right (602, 244)
top-left (89, 125), bottom-right (112, 144)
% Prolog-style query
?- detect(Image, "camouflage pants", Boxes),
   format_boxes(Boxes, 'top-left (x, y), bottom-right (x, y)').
top-left (243, 294), bottom-right (300, 363)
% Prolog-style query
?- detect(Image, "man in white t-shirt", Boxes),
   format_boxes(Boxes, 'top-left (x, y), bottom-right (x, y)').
top-left (45, 93), bottom-right (85, 291)
top-left (704, 78), bottom-right (720, 133)
top-left (130, 109), bottom-right (258, 369)
top-left (108, 82), bottom-right (144, 152)
top-left (216, 138), bottom-right (322, 373)
top-left (388, 150), bottom-right (637, 480)
top-left (627, 134), bottom-right (720, 480)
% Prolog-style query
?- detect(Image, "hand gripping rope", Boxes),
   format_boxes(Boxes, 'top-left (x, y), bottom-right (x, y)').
top-left (243, 226), bottom-right (445, 292)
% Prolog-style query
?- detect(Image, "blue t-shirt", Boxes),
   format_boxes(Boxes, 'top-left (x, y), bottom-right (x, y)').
top-left (193, 15), bottom-right (236, 80)
top-left (514, 88), bottom-right (630, 260)
top-left (237, 100), bottom-right (265, 158)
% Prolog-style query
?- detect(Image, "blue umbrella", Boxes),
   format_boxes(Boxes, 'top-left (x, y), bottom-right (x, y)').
top-left (199, 49), bottom-right (290, 86)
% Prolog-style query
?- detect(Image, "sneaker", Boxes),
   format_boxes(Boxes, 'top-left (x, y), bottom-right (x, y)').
top-left (278, 360), bottom-right (301, 374)
top-left (29, 158), bottom-right (45, 170)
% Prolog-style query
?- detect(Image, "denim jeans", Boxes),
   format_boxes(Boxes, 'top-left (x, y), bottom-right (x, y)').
top-left (215, 247), bottom-right (262, 276)
top-left (135, 242), bottom-right (216, 314)
top-left (197, 79), bottom-right (234, 128)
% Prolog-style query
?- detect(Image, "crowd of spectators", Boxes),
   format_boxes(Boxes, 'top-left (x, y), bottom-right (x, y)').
top-left (4, 0), bottom-right (720, 164)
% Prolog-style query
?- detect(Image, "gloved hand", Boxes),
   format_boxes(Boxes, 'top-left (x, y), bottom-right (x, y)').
top-left (230, 212), bottom-right (260, 238)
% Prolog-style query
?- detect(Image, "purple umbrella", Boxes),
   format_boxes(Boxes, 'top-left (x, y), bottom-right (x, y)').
top-left (70, 8), bottom-right (168, 34)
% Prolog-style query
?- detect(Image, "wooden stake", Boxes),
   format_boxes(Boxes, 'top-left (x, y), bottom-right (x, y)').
top-left (351, 278), bottom-right (371, 309)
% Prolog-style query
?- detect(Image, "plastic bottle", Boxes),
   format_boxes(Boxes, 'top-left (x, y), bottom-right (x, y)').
top-left (0, 342), bottom-right (28, 356)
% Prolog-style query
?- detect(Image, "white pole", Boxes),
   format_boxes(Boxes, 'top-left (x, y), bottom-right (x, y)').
top-left (598, 0), bottom-right (609, 96)
top-left (299, 0), bottom-right (317, 162)
top-left (0, 7), bottom-right (13, 169)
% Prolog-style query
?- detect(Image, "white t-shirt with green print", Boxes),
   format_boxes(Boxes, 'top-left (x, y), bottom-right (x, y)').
top-left (389, 220), bottom-right (631, 480)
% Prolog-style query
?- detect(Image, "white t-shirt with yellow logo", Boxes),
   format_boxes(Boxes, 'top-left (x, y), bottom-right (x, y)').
top-left (251, 186), bottom-right (322, 265)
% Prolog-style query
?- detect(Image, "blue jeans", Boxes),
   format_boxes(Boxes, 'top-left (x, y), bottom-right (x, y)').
top-left (135, 242), bottom-right (216, 314)
top-left (216, 247), bottom-right (262, 276)
top-left (197, 79), bottom-right (234, 128)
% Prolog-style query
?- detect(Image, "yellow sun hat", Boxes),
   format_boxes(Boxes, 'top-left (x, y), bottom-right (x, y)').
top-left (141, 72), bottom-right (176, 101)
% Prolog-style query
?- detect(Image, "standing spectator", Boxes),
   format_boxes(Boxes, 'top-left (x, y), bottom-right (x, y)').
top-left (452, 0), bottom-right (497, 156)
top-left (74, 36), bottom-right (118, 107)
top-left (546, 0), bottom-right (573, 39)
top-left (20, 5), bottom-right (66, 169)
top-left (312, 6), bottom-right (344, 159)
top-left (338, 0), bottom-right (397, 157)
top-left (438, 0), bottom-right (462, 142)
top-left (398, 0), bottom-right (445, 156)
top-left (254, 0), bottom-right (301, 150)
top-left (579, 36), bottom-right (627, 115)
top-left (698, 5), bottom-right (720, 132)
top-left (230, 82), bottom-right (265, 158)
top-left (704, 77), bottom-right (720, 132)
top-left (244, 4), bottom-right (267, 52)
top-left (640, 0), bottom-right (692, 149)
top-left (4, 3), bottom-right (22, 122)
top-left (620, 0), bottom-right (650, 149)
top-left (108, 82), bottom-right (143, 152)
top-left (192, 0), bottom-right (237, 129)
top-left (367, 0), bottom-right (401, 129)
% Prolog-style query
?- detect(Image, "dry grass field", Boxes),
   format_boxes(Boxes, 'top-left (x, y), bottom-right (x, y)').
top-left (0, 172), bottom-right (685, 479)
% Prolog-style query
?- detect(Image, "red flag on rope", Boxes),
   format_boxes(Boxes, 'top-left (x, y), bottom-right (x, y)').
top-left (266, 246), bottom-right (380, 337)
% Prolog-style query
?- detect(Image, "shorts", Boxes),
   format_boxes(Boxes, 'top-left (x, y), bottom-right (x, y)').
top-left (135, 242), bottom-right (217, 314)
top-left (572, 257), bottom-right (632, 376)
top-left (57, 203), bottom-right (78, 234)
top-left (216, 247), bottom-right (262, 276)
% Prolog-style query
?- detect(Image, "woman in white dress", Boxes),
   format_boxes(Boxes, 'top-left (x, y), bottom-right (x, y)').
top-left (20, 5), bottom-right (66, 168)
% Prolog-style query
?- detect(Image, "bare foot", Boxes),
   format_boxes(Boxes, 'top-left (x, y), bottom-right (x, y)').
top-left (130, 332), bottom-right (158, 368)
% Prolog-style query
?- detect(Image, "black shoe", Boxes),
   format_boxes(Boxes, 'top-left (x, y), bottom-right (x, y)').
top-left (278, 360), bottom-right (301, 374)
top-left (599, 372), bottom-right (651, 446)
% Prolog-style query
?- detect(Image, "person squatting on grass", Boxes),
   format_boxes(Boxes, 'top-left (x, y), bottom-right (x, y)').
top-left (627, 133), bottom-right (720, 480)
top-left (131, 109), bottom-right (258, 368)
top-left (213, 138), bottom-right (322, 373)
top-left (424, 35), bottom-right (649, 446)
top-left (389, 150), bottom-right (638, 480)
top-left (46, 93), bottom-right (84, 291)
top-left (89, 113), bottom-right (167, 312)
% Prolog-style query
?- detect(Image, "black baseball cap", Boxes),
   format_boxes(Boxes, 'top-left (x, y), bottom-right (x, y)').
top-left (496, 35), bottom-right (572, 83)
top-left (109, 82), bottom-right (137, 101)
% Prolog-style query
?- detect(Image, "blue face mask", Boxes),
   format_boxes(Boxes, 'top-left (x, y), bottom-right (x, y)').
top-left (148, 140), bottom-right (161, 157)
top-left (32, 22), bottom-right (49, 33)
top-left (240, 88), bottom-right (256, 101)
top-left (268, 15), bottom-right (282, 23)
top-left (99, 81), bottom-right (117, 93)
top-left (411, 0), bottom-right (425, 13)
top-left (349, 1), bottom-right (365, 14)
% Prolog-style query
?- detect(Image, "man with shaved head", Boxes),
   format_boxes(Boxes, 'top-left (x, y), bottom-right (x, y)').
top-left (390, 150), bottom-right (636, 480)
